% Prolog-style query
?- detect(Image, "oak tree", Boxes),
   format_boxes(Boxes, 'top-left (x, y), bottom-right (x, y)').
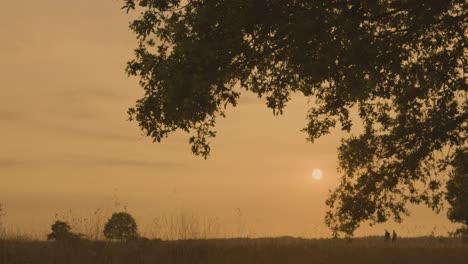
top-left (122, 0), bottom-right (467, 236)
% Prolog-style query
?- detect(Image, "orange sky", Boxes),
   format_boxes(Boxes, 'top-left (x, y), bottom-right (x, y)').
top-left (0, 0), bottom-right (459, 238)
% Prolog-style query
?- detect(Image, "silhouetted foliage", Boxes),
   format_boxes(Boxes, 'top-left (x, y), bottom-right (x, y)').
top-left (451, 227), bottom-right (468, 243)
top-left (47, 220), bottom-right (80, 241)
top-left (104, 212), bottom-right (139, 241)
top-left (122, 0), bottom-right (467, 236)
top-left (446, 149), bottom-right (468, 239)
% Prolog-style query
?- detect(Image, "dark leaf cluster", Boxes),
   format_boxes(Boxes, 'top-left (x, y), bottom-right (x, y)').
top-left (446, 149), bottom-right (468, 227)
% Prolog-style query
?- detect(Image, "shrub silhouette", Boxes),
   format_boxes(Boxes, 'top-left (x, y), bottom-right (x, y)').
top-left (103, 212), bottom-right (138, 241)
top-left (47, 220), bottom-right (80, 241)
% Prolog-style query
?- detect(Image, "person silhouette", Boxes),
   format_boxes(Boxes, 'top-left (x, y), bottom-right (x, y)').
top-left (384, 229), bottom-right (391, 242)
top-left (392, 230), bottom-right (397, 242)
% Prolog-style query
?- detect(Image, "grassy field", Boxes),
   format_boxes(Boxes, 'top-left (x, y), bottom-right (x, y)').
top-left (1, 237), bottom-right (467, 264)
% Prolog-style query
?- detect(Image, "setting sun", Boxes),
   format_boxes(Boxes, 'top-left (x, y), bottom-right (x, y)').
top-left (312, 169), bottom-right (323, 180)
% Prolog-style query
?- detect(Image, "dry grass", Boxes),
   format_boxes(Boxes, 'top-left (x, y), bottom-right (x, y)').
top-left (1, 203), bottom-right (467, 263)
top-left (1, 236), bottom-right (467, 264)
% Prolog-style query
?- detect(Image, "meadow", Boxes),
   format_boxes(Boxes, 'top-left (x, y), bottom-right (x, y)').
top-left (1, 236), bottom-right (467, 264)
top-left (1, 206), bottom-right (467, 264)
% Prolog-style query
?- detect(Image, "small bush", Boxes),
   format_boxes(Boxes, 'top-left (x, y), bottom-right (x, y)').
top-left (47, 220), bottom-right (81, 241)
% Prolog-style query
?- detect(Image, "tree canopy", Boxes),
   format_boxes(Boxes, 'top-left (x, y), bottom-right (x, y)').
top-left (122, 0), bottom-right (467, 236)
top-left (104, 212), bottom-right (139, 241)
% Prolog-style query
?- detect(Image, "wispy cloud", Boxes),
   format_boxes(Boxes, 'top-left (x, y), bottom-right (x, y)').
top-left (238, 95), bottom-right (264, 105)
top-left (0, 108), bottom-right (138, 142)
top-left (75, 158), bottom-right (182, 168)
top-left (0, 110), bottom-right (22, 121)
top-left (54, 124), bottom-right (138, 142)
top-left (58, 88), bottom-right (123, 99)
top-left (0, 158), bottom-right (31, 168)
top-left (0, 155), bottom-right (183, 170)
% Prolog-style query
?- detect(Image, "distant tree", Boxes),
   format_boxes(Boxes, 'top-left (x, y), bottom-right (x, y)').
top-left (103, 212), bottom-right (139, 241)
top-left (47, 220), bottom-right (80, 241)
top-left (122, 0), bottom-right (467, 236)
top-left (446, 149), bottom-right (468, 239)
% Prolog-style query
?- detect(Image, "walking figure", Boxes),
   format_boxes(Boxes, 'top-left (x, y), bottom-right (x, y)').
top-left (384, 229), bottom-right (391, 242)
top-left (392, 230), bottom-right (397, 242)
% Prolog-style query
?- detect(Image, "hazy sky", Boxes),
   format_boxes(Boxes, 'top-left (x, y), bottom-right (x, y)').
top-left (0, 0), bottom-right (458, 238)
